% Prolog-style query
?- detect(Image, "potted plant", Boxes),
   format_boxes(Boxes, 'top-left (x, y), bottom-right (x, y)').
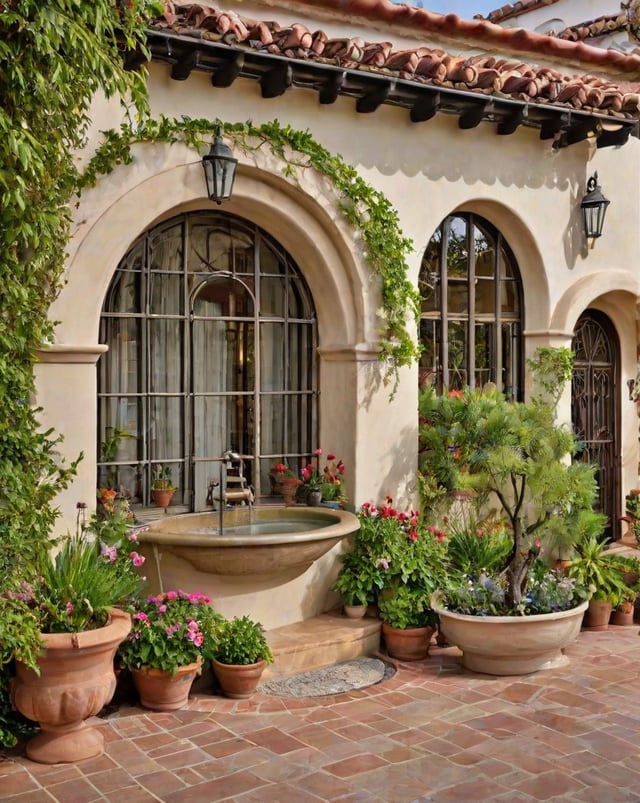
top-left (422, 348), bottom-right (601, 675)
top-left (151, 464), bottom-right (176, 508)
top-left (622, 490), bottom-right (640, 547)
top-left (8, 506), bottom-right (146, 763)
top-left (378, 585), bottom-right (437, 661)
top-left (567, 535), bottom-right (632, 630)
top-left (212, 615), bottom-right (274, 698)
top-left (118, 589), bottom-right (224, 711)
top-left (301, 449), bottom-right (325, 506)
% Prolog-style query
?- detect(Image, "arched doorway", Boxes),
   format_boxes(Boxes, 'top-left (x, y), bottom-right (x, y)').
top-left (571, 310), bottom-right (620, 541)
top-left (97, 211), bottom-right (318, 510)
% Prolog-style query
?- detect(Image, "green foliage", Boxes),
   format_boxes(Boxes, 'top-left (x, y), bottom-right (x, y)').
top-left (119, 590), bottom-right (225, 676)
top-left (80, 116), bottom-right (419, 393)
top-left (439, 563), bottom-right (589, 616)
top-left (214, 615), bottom-right (274, 666)
top-left (444, 513), bottom-right (513, 577)
top-left (418, 348), bottom-right (604, 609)
top-left (378, 585), bottom-right (436, 629)
top-left (567, 535), bottom-right (631, 603)
top-left (151, 464), bottom-right (175, 490)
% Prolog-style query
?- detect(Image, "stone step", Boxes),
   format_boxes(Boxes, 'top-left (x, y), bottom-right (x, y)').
top-left (263, 611), bottom-right (381, 680)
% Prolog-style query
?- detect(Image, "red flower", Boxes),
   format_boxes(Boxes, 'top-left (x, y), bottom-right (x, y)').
top-left (327, 453), bottom-right (336, 461)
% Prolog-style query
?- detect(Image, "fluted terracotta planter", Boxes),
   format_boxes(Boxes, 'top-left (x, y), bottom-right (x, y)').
top-left (11, 608), bottom-right (131, 764)
top-left (381, 623), bottom-right (434, 661)
top-left (130, 658), bottom-right (201, 711)
top-left (212, 658), bottom-right (267, 699)
top-left (432, 593), bottom-right (588, 676)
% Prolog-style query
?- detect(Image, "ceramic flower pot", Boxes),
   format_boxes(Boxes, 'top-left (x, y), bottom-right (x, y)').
top-left (343, 604), bottom-right (367, 620)
top-left (10, 609), bottom-right (131, 764)
top-left (130, 658), bottom-right (201, 711)
top-left (432, 594), bottom-right (589, 675)
top-left (151, 488), bottom-right (175, 508)
top-left (280, 478), bottom-right (302, 506)
top-left (212, 658), bottom-right (267, 699)
top-left (582, 599), bottom-right (612, 631)
top-left (307, 490), bottom-right (323, 507)
top-left (381, 622), bottom-right (434, 661)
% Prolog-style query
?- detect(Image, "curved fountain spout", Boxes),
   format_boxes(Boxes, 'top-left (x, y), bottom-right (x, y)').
top-left (213, 450), bottom-right (254, 534)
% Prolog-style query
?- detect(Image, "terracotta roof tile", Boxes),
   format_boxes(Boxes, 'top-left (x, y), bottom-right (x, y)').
top-left (482, 0), bottom-right (561, 24)
top-left (151, 3), bottom-right (640, 120)
top-left (254, 0), bottom-right (640, 72)
top-left (556, 12), bottom-right (632, 43)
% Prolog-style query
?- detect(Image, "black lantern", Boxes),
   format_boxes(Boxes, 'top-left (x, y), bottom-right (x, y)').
top-left (202, 133), bottom-right (237, 204)
top-left (580, 172), bottom-right (610, 240)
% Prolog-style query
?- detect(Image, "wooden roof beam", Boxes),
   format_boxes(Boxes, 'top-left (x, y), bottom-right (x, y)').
top-left (410, 92), bottom-right (440, 123)
top-left (212, 53), bottom-right (245, 88)
top-left (459, 101), bottom-right (491, 130)
top-left (497, 106), bottom-right (527, 136)
top-left (356, 81), bottom-right (394, 113)
top-left (318, 71), bottom-right (346, 105)
top-left (260, 63), bottom-right (292, 98)
top-left (171, 50), bottom-right (200, 81)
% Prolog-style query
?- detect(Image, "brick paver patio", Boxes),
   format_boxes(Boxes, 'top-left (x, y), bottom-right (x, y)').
top-left (3, 623), bottom-right (640, 801)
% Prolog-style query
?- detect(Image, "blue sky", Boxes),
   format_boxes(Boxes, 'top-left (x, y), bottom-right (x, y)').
top-left (392, 1), bottom-right (498, 18)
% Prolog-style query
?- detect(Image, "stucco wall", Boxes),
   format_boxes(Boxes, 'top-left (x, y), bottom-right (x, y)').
top-left (38, 9), bottom-right (640, 566)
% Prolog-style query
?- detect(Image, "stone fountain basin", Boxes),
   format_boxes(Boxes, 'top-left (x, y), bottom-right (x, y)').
top-left (138, 507), bottom-right (359, 576)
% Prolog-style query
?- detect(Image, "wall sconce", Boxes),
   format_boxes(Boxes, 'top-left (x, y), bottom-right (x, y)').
top-left (580, 172), bottom-right (610, 241)
top-left (202, 132), bottom-right (238, 204)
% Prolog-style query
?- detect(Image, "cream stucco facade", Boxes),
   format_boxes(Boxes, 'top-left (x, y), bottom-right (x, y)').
top-left (33, 1), bottom-right (640, 625)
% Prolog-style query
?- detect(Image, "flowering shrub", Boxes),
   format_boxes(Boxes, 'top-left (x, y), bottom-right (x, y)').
top-left (440, 563), bottom-right (589, 617)
top-left (333, 499), bottom-right (447, 612)
top-left (301, 449), bottom-right (346, 502)
top-left (12, 505), bottom-right (147, 633)
top-left (118, 590), bottom-right (225, 676)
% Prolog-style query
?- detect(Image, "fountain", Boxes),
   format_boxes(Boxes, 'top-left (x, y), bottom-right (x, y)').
top-left (137, 505), bottom-right (360, 630)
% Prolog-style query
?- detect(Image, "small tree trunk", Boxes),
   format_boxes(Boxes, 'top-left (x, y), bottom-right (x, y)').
top-left (506, 521), bottom-right (533, 609)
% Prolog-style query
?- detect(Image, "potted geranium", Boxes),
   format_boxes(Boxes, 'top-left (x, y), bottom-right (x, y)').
top-left (422, 348), bottom-right (602, 675)
top-left (212, 615), bottom-right (274, 698)
top-left (378, 585), bottom-right (437, 661)
top-left (8, 505), bottom-right (146, 763)
top-left (118, 589), bottom-right (224, 711)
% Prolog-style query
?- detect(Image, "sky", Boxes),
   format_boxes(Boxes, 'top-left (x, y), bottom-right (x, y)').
top-left (391, 1), bottom-right (499, 19)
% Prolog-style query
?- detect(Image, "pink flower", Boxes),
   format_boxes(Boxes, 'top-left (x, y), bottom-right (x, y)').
top-left (133, 611), bottom-right (148, 621)
top-left (166, 591), bottom-right (178, 600)
top-left (158, 604), bottom-right (167, 613)
top-left (65, 602), bottom-right (74, 615)
top-left (327, 453), bottom-right (335, 461)
top-left (314, 448), bottom-right (323, 456)
top-left (102, 545), bottom-right (117, 563)
top-left (130, 551), bottom-right (145, 567)
top-left (409, 529), bottom-right (419, 542)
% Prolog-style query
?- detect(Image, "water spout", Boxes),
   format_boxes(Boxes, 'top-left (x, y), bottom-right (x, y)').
top-left (211, 450), bottom-right (254, 535)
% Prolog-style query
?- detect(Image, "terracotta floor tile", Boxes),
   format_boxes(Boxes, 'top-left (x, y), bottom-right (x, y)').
top-left (323, 752), bottom-right (389, 778)
top-left (136, 768), bottom-right (188, 796)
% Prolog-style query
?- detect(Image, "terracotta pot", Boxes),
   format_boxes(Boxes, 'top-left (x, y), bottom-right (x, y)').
top-left (151, 488), bottom-right (175, 508)
top-left (381, 622), bottom-right (434, 661)
top-left (212, 658), bottom-right (267, 699)
top-left (582, 599), bottom-right (612, 631)
top-left (610, 603), bottom-right (635, 627)
top-left (280, 478), bottom-right (302, 507)
top-left (432, 593), bottom-right (589, 675)
top-left (11, 608), bottom-right (131, 764)
top-left (343, 604), bottom-right (367, 620)
top-left (130, 659), bottom-right (201, 711)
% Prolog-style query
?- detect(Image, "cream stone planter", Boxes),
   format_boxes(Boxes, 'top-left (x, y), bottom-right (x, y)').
top-left (432, 595), bottom-right (588, 676)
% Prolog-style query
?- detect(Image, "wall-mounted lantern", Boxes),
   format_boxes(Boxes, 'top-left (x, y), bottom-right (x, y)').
top-left (202, 132), bottom-right (237, 204)
top-left (580, 172), bottom-right (610, 241)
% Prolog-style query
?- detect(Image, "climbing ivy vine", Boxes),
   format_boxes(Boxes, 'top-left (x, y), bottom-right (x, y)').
top-left (80, 116), bottom-right (421, 390)
top-left (0, 0), bottom-right (153, 748)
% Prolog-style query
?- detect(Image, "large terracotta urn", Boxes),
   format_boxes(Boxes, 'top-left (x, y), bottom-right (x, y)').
top-left (432, 595), bottom-right (588, 676)
top-left (11, 608), bottom-right (131, 764)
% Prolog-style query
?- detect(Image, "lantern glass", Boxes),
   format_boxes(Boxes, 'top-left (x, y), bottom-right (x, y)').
top-left (580, 173), bottom-right (610, 240)
top-left (202, 135), bottom-right (238, 204)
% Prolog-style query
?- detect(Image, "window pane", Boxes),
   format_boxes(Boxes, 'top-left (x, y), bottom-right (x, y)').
top-left (420, 229), bottom-right (441, 314)
top-left (193, 278), bottom-right (254, 317)
top-left (446, 217), bottom-right (468, 277)
top-left (149, 273), bottom-right (182, 315)
top-left (148, 396), bottom-right (183, 459)
top-left (474, 225), bottom-right (495, 278)
top-left (419, 319), bottom-right (438, 388)
top-left (99, 318), bottom-right (141, 394)
top-left (108, 260), bottom-right (141, 312)
top-left (260, 322), bottom-right (285, 391)
top-left (260, 277), bottom-right (286, 317)
top-left (149, 224), bottom-right (183, 272)
top-left (474, 322), bottom-right (494, 387)
top-left (501, 279), bottom-right (520, 314)
top-left (447, 321), bottom-right (467, 389)
top-left (148, 319), bottom-right (183, 393)
top-left (260, 239), bottom-right (286, 275)
top-left (502, 322), bottom-right (521, 400)
top-left (287, 324), bottom-right (314, 391)
top-left (475, 277), bottom-right (495, 314)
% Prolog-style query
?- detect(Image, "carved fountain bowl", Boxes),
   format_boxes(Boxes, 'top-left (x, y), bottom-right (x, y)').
top-left (138, 507), bottom-right (359, 576)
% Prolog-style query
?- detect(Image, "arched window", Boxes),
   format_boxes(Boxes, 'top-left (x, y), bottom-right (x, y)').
top-left (98, 211), bottom-right (318, 509)
top-left (419, 214), bottom-right (523, 398)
